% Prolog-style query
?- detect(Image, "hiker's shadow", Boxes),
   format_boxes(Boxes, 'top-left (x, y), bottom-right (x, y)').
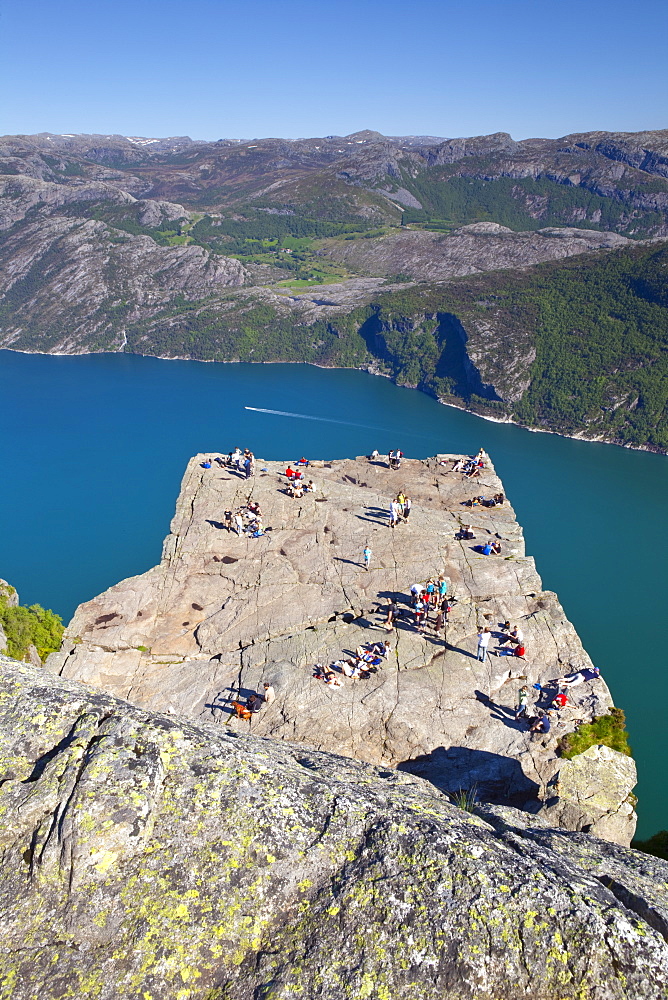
top-left (474, 689), bottom-right (524, 730)
top-left (356, 514), bottom-right (386, 525)
top-left (206, 519), bottom-right (227, 530)
top-left (377, 590), bottom-right (411, 606)
top-left (443, 642), bottom-right (478, 660)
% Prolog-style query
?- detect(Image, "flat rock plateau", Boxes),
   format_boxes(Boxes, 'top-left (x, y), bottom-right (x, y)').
top-left (48, 454), bottom-right (635, 845)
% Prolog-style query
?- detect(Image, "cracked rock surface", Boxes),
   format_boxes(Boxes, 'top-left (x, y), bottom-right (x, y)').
top-left (48, 455), bottom-right (634, 842)
top-left (0, 657), bottom-right (666, 1000)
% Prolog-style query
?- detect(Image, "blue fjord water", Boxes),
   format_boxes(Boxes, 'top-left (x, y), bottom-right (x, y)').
top-left (1, 349), bottom-right (666, 838)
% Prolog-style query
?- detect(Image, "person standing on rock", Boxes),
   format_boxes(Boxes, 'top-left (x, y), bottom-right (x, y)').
top-left (389, 500), bottom-right (401, 527)
top-left (402, 495), bottom-right (412, 522)
top-left (234, 512), bottom-right (244, 536)
top-left (476, 627), bottom-right (492, 663)
top-left (515, 684), bottom-right (530, 721)
top-left (383, 599), bottom-right (398, 630)
top-left (262, 682), bottom-right (275, 705)
top-left (363, 545), bottom-right (372, 571)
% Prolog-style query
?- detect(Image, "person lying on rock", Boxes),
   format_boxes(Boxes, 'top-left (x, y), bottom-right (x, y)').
top-left (551, 691), bottom-right (568, 711)
top-left (557, 666), bottom-right (601, 687)
top-left (369, 640), bottom-right (391, 658)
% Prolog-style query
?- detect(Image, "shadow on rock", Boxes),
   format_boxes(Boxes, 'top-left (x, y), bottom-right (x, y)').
top-left (398, 745), bottom-right (540, 808)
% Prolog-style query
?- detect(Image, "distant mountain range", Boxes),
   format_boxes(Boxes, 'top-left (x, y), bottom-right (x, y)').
top-left (0, 128), bottom-right (667, 450)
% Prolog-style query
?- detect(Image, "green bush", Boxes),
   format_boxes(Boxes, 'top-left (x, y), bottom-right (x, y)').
top-left (557, 708), bottom-right (632, 760)
top-left (632, 830), bottom-right (668, 861)
top-left (0, 595), bottom-right (64, 663)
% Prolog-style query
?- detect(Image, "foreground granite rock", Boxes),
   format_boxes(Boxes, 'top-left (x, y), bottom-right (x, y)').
top-left (0, 658), bottom-right (666, 1000)
top-left (48, 455), bottom-right (635, 843)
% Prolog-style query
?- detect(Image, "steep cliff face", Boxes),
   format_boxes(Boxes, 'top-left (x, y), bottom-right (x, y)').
top-left (0, 656), bottom-right (666, 1000)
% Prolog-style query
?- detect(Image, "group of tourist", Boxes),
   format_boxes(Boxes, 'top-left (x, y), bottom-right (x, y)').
top-left (314, 640), bottom-right (391, 688)
top-left (477, 622), bottom-right (526, 663)
top-left (448, 449), bottom-right (486, 478)
top-left (230, 682), bottom-right (275, 720)
top-left (202, 447), bottom-right (255, 478)
top-left (223, 498), bottom-right (266, 537)
top-left (389, 492), bottom-right (412, 527)
top-left (378, 577), bottom-right (453, 636)
top-left (214, 441), bottom-right (605, 752)
top-left (464, 493), bottom-right (504, 508)
top-left (513, 665), bottom-right (603, 735)
top-left (284, 460), bottom-right (316, 498)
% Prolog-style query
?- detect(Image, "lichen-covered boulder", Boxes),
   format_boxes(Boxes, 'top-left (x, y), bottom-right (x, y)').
top-left (541, 744), bottom-right (638, 845)
top-left (0, 657), bottom-right (666, 1000)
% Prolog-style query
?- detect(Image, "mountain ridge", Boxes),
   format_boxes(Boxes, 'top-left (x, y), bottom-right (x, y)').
top-left (1, 127), bottom-right (667, 451)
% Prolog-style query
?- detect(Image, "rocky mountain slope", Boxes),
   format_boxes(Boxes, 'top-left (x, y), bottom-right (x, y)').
top-left (1, 128), bottom-right (667, 450)
top-left (1, 655), bottom-right (667, 999)
top-left (47, 454), bottom-right (636, 845)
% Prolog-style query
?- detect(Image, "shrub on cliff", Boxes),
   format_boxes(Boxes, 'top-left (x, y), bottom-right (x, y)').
top-left (557, 707), bottom-right (632, 760)
top-left (633, 829), bottom-right (668, 861)
top-left (0, 595), bottom-right (63, 662)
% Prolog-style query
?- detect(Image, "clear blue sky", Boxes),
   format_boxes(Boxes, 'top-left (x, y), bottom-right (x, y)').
top-left (2, 0), bottom-right (666, 140)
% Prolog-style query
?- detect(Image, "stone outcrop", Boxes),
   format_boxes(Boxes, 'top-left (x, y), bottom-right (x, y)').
top-left (540, 744), bottom-right (638, 845)
top-left (48, 454), bottom-right (635, 842)
top-left (0, 656), bottom-right (666, 1000)
top-left (319, 224), bottom-right (631, 282)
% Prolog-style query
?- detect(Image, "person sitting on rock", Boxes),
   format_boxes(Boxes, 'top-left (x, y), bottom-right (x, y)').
top-left (247, 693), bottom-right (264, 713)
top-left (262, 683), bottom-right (275, 705)
top-left (481, 541), bottom-right (494, 556)
top-left (285, 466), bottom-right (296, 479)
top-left (458, 524), bottom-right (475, 540)
top-left (491, 541), bottom-right (502, 555)
top-left (499, 625), bottom-right (524, 647)
top-left (297, 457), bottom-right (309, 466)
top-left (529, 711), bottom-right (552, 735)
